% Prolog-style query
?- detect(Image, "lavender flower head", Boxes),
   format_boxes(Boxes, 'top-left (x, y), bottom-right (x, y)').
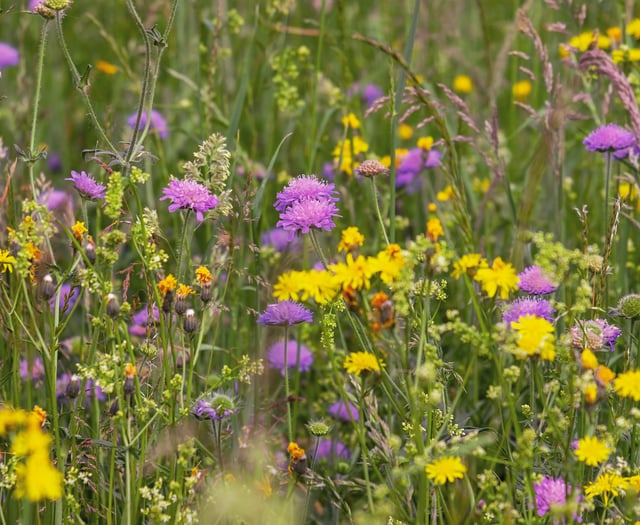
top-left (571, 319), bottom-right (621, 351)
top-left (277, 198), bottom-right (339, 236)
top-left (192, 394), bottom-right (236, 421)
top-left (518, 265), bottom-right (557, 295)
top-left (583, 123), bottom-right (636, 154)
top-left (396, 148), bottom-right (442, 193)
top-left (314, 439), bottom-right (351, 461)
top-left (534, 475), bottom-right (582, 523)
top-left (257, 301), bottom-right (313, 326)
top-left (274, 175), bottom-right (338, 212)
top-left (328, 400), bottom-right (359, 422)
top-left (65, 170), bottom-right (106, 200)
top-left (50, 283), bottom-right (80, 314)
top-left (160, 179), bottom-right (219, 222)
top-left (503, 297), bottom-right (555, 326)
top-left (348, 82), bottom-right (384, 109)
top-left (267, 339), bottom-right (313, 375)
top-left (20, 357), bottom-right (45, 382)
top-left (129, 304), bottom-right (160, 337)
top-left (29, 0), bottom-right (44, 10)
top-left (261, 227), bottom-right (302, 252)
top-left (127, 109), bottom-right (169, 139)
top-left (0, 43), bottom-right (19, 69)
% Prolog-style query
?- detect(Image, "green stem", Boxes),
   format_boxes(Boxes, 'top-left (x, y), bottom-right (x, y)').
top-left (283, 325), bottom-right (293, 443)
top-left (370, 177), bottom-right (390, 245)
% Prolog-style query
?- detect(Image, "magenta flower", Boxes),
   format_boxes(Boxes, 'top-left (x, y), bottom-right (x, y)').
top-left (328, 400), bottom-right (359, 422)
top-left (274, 175), bottom-right (338, 212)
top-left (0, 43), bottom-right (19, 69)
top-left (19, 357), bottom-right (45, 382)
top-left (396, 147), bottom-right (442, 193)
top-left (129, 304), bottom-right (160, 337)
top-left (29, 0), bottom-right (44, 10)
top-left (583, 123), bottom-right (636, 154)
top-left (266, 339), bottom-right (313, 375)
top-left (314, 439), bottom-right (351, 461)
top-left (502, 298), bottom-right (555, 326)
top-left (277, 198), bottom-right (339, 236)
top-left (518, 266), bottom-right (557, 295)
top-left (50, 283), bottom-right (80, 314)
top-left (192, 397), bottom-right (236, 421)
top-left (257, 301), bottom-right (313, 326)
top-left (160, 179), bottom-right (219, 222)
top-left (534, 475), bottom-right (581, 522)
top-left (65, 170), bottom-right (106, 200)
top-left (127, 109), bottom-right (169, 139)
top-left (261, 227), bottom-right (302, 252)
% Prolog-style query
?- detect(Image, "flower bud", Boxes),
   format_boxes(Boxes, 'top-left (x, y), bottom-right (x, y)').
top-left (183, 309), bottom-right (198, 333)
top-left (106, 293), bottom-right (120, 318)
top-left (41, 274), bottom-right (55, 300)
top-left (614, 293), bottom-right (640, 319)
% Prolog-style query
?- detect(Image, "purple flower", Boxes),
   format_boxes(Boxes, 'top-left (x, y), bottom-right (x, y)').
top-left (583, 123), bottom-right (636, 154)
top-left (276, 198), bottom-right (339, 236)
top-left (56, 374), bottom-right (106, 402)
top-left (328, 400), bottom-right (359, 422)
top-left (321, 162), bottom-right (336, 181)
top-left (0, 43), bottom-right (19, 69)
top-left (570, 319), bottom-right (621, 351)
top-left (38, 189), bottom-right (74, 214)
top-left (502, 298), bottom-right (555, 326)
top-left (534, 475), bottom-right (581, 523)
top-left (160, 179), bottom-right (219, 222)
top-left (65, 170), bottom-right (106, 200)
top-left (192, 394), bottom-right (236, 421)
top-left (314, 439), bottom-right (351, 461)
top-left (129, 304), bottom-right (160, 337)
top-left (362, 83), bottom-right (384, 108)
top-left (266, 339), bottom-right (313, 375)
top-left (261, 227), bottom-right (301, 252)
top-left (50, 283), bottom-right (80, 314)
top-left (274, 175), bottom-right (338, 212)
top-left (20, 357), bottom-right (45, 382)
top-left (257, 301), bottom-right (313, 326)
top-left (29, 0), bottom-right (44, 10)
top-left (127, 109), bottom-right (169, 139)
top-left (396, 148), bottom-right (442, 193)
top-left (518, 266), bottom-right (557, 295)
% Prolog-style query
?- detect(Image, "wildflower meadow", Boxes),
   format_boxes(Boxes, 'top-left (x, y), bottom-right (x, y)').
top-left (3, 0), bottom-right (640, 523)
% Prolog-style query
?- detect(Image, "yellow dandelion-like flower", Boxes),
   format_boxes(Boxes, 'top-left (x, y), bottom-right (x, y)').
top-left (341, 113), bottom-right (361, 129)
top-left (31, 406), bottom-right (47, 428)
top-left (511, 314), bottom-right (556, 360)
top-left (581, 349), bottom-right (598, 370)
top-left (607, 26), bottom-right (622, 43)
top-left (299, 269), bottom-right (340, 304)
top-left (0, 249), bottom-right (17, 273)
top-left (332, 137), bottom-right (369, 176)
top-left (330, 253), bottom-right (374, 291)
top-left (343, 351), bottom-right (384, 376)
top-left (370, 244), bottom-right (406, 284)
top-left (584, 383), bottom-right (598, 404)
top-left (14, 451), bottom-right (63, 502)
top-left (124, 362), bottom-right (137, 378)
top-left (398, 123), bottom-right (413, 140)
top-left (71, 221), bottom-right (87, 241)
top-left (195, 266), bottom-right (213, 286)
top-left (338, 226), bottom-right (365, 253)
top-left (612, 48), bottom-right (640, 64)
top-left (158, 274), bottom-right (177, 296)
top-left (628, 19), bottom-right (640, 39)
top-left (96, 59), bottom-right (118, 75)
top-left (10, 429), bottom-right (52, 458)
top-left (585, 471), bottom-right (629, 505)
top-left (474, 257), bottom-right (519, 299)
top-left (512, 80), bottom-right (532, 101)
top-left (176, 284), bottom-right (195, 300)
top-left (436, 185), bottom-right (454, 201)
top-left (613, 369), bottom-right (640, 401)
top-left (425, 456), bottom-right (467, 485)
top-left (426, 217), bottom-right (444, 242)
top-left (453, 74), bottom-right (473, 94)
top-left (273, 270), bottom-right (305, 302)
top-left (574, 436), bottom-right (611, 467)
top-left (451, 253), bottom-right (487, 279)
top-left (595, 365), bottom-right (616, 386)
top-left (417, 136), bottom-right (434, 151)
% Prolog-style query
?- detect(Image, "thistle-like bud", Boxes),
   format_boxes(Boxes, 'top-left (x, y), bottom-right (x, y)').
top-left (66, 374), bottom-right (81, 399)
top-left (612, 293), bottom-right (640, 319)
top-left (355, 159), bottom-right (388, 178)
top-left (41, 274), bottom-right (55, 300)
top-left (106, 293), bottom-right (120, 318)
top-left (183, 309), bottom-right (198, 333)
top-left (306, 419), bottom-right (330, 437)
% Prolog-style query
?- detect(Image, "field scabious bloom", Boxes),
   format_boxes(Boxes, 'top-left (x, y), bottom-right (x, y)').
top-left (0, 42), bottom-right (19, 69)
top-left (343, 351), bottom-right (384, 376)
top-left (274, 175), bottom-right (338, 212)
top-left (583, 123), bottom-right (636, 155)
top-left (518, 265), bottom-right (557, 294)
top-left (511, 314), bottom-right (556, 360)
top-left (160, 179), bottom-right (220, 222)
top-left (502, 297), bottom-right (555, 326)
top-left (534, 476), bottom-right (581, 521)
top-left (257, 301), bottom-right (313, 326)
top-left (127, 109), bottom-right (169, 139)
top-left (328, 400), bottom-right (359, 422)
top-left (570, 319), bottom-right (621, 352)
top-left (266, 339), bottom-right (313, 375)
top-left (574, 436), bottom-right (611, 466)
top-left (474, 257), bottom-right (519, 299)
top-left (277, 198), bottom-right (339, 235)
top-left (425, 456), bottom-right (467, 485)
top-left (65, 170), bottom-right (106, 200)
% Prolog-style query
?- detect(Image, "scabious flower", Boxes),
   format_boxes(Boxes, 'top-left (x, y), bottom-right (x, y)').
top-left (425, 456), bottom-right (467, 485)
top-left (613, 369), bottom-right (640, 401)
top-left (257, 301), bottom-right (313, 326)
top-left (570, 319), bottom-right (621, 351)
top-left (503, 297), bottom-right (555, 326)
top-left (192, 394), bottom-right (236, 421)
top-left (343, 351), bottom-right (384, 376)
top-left (50, 283), bottom-right (80, 314)
top-left (127, 109), bottom-right (169, 139)
top-left (534, 476), bottom-right (581, 522)
top-left (518, 265), bottom-right (557, 294)
top-left (0, 43), bottom-right (19, 69)
top-left (65, 170), bottom-right (106, 200)
top-left (277, 198), bottom-right (339, 236)
top-left (314, 439), bottom-right (350, 461)
top-left (266, 339), bottom-right (314, 375)
top-left (160, 178), bottom-right (219, 222)
top-left (328, 400), bottom-right (359, 422)
top-left (511, 314), bottom-right (556, 360)
top-left (583, 123), bottom-right (636, 154)
top-left (19, 357), bottom-right (45, 382)
top-left (574, 436), bottom-right (611, 466)
top-left (274, 175), bottom-right (339, 212)
top-left (348, 82), bottom-right (384, 108)
top-left (129, 304), bottom-right (159, 337)
top-left (395, 147), bottom-right (442, 193)
top-left (261, 227), bottom-right (301, 252)
top-left (474, 257), bottom-right (519, 300)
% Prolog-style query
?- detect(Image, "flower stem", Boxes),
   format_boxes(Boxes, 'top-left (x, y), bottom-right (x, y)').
top-left (283, 325), bottom-right (293, 443)
top-left (369, 177), bottom-right (390, 245)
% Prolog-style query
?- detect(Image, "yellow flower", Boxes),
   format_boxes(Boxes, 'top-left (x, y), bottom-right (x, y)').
top-left (341, 113), bottom-right (361, 130)
top-left (176, 284), bottom-right (195, 300)
top-left (595, 365), bottom-right (616, 386)
top-left (343, 351), bottom-right (384, 376)
top-left (31, 406), bottom-right (47, 428)
top-left (436, 185), bottom-right (454, 201)
top-left (426, 218), bottom-right (444, 242)
top-left (195, 266), bottom-right (213, 285)
top-left (560, 31), bottom-right (611, 57)
top-left (511, 315), bottom-right (556, 360)
top-left (332, 137), bottom-right (369, 176)
top-left (574, 436), bottom-right (611, 466)
top-left (71, 221), bottom-right (87, 241)
top-left (417, 136), bottom-right (434, 151)
top-left (451, 253), bottom-right (487, 279)
top-left (584, 383), bottom-right (598, 404)
top-left (425, 456), bottom-right (467, 485)
top-left (453, 74), bottom-right (473, 94)
top-left (585, 471), bottom-right (629, 505)
top-left (330, 254), bottom-right (374, 291)
top-left (613, 369), bottom-right (640, 401)
top-left (124, 362), bottom-right (137, 378)
top-left (398, 123), bottom-right (413, 140)
top-left (158, 274), bottom-right (177, 295)
top-left (612, 48), bottom-right (640, 64)
top-left (619, 182), bottom-right (639, 201)
top-left (0, 249), bottom-right (16, 273)
top-left (14, 451), bottom-right (63, 501)
top-left (512, 80), bottom-right (532, 101)
top-left (0, 407), bottom-right (29, 435)
top-left (473, 177), bottom-right (490, 193)
top-left (606, 26), bottom-right (622, 43)
top-left (474, 257), bottom-right (519, 299)
top-left (581, 349), bottom-right (598, 370)
top-left (298, 269), bottom-right (340, 304)
top-left (370, 244), bottom-right (406, 284)
top-left (627, 18), bottom-right (640, 39)
top-left (273, 270), bottom-right (304, 301)
top-left (10, 429), bottom-right (52, 457)
top-left (96, 59), bottom-right (118, 75)
top-left (338, 226), bottom-right (365, 253)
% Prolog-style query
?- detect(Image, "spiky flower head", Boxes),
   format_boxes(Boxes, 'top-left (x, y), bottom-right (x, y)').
top-left (160, 178), bottom-right (219, 222)
top-left (612, 293), bottom-right (640, 319)
top-left (274, 175), bottom-right (339, 212)
top-left (583, 123), bottom-right (636, 154)
top-left (257, 301), bottom-right (313, 326)
top-left (266, 339), bottom-right (314, 375)
top-left (355, 159), bottom-right (388, 178)
top-left (518, 265), bottom-right (557, 295)
top-left (570, 319), bottom-right (621, 352)
top-left (65, 171), bottom-right (106, 200)
top-left (277, 198), bottom-right (339, 236)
